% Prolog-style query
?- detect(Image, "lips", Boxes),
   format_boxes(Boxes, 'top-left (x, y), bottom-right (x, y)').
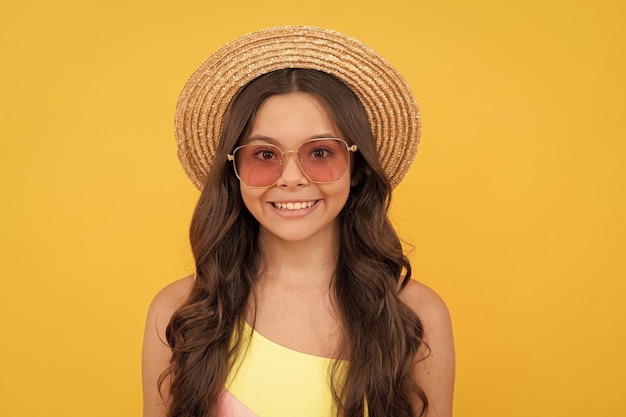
top-left (272, 200), bottom-right (318, 210)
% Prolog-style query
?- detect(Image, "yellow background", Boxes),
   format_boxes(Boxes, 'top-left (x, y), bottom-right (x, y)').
top-left (1, 0), bottom-right (624, 415)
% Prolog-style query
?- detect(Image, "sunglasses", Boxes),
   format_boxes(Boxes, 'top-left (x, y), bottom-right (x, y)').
top-left (227, 138), bottom-right (358, 188)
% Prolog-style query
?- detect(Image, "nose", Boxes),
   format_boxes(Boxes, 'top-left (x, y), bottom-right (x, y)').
top-left (276, 150), bottom-right (309, 187)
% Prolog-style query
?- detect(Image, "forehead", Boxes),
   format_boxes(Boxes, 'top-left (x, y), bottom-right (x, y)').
top-left (246, 92), bottom-right (341, 146)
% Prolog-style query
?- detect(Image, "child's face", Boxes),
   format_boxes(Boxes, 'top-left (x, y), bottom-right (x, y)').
top-left (239, 91), bottom-right (351, 246)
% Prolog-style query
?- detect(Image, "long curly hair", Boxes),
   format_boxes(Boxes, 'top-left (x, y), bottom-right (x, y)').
top-left (160, 69), bottom-right (428, 417)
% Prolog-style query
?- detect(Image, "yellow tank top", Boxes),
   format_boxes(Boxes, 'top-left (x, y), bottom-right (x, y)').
top-left (218, 321), bottom-right (345, 417)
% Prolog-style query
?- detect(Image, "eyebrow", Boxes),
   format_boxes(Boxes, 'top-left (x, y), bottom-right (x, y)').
top-left (244, 133), bottom-right (341, 146)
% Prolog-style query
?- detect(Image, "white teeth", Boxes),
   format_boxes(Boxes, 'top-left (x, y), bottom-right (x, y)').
top-left (273, 201), bottom-right (316, 210)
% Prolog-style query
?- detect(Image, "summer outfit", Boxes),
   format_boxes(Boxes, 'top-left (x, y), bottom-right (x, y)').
top-left (218, 321), bottom-right (344, 417)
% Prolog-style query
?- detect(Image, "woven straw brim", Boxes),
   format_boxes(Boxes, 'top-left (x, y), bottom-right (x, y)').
top-left (175, 26), bottom-right (420, 190)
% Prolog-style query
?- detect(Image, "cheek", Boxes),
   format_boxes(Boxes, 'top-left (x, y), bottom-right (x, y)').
top-left (239, 188), bottom-right (258, 215)
top-left (336, 179), bottom-right (352, 209)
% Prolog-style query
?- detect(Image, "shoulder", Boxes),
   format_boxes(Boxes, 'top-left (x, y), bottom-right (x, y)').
top-left (148, 275), bottom-right (195, 320)
top-left (151, 275), bottom-right (195, 309)
top-left (142, 276), bottom-right (194, 416)
top-left (399, 279), bottom-right (455, 417)
top-left (146, 275), bottom-right (195, 335)
top-left (399, 279), bottom-right (452, 332)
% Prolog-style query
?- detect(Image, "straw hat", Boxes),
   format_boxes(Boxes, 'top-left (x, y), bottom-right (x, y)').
top-left (175, 26), bottom-right (420, 190)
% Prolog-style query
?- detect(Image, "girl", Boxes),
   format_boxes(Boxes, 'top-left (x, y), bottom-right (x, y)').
top-left (142, 26), bottom-right (454, 417)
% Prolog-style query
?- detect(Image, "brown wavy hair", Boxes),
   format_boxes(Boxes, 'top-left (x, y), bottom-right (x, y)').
top-left (161, 69), bottom-right (428, 417)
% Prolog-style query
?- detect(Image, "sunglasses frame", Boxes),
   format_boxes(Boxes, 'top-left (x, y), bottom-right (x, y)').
top-left (227, 137), bottom-right (358, 188)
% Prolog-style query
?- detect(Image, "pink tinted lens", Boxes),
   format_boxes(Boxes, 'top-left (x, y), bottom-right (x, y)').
top-left (234, 144), bottom-right (282, 187)
top-left (299, 139), bottom-right (349, 182)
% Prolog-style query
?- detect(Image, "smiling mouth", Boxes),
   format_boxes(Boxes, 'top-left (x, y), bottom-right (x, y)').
top-left (272, 200), bottom-right (318, 210)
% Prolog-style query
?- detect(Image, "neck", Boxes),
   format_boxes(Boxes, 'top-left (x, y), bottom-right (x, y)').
top-left (256, 226), bottom-right (340, 289)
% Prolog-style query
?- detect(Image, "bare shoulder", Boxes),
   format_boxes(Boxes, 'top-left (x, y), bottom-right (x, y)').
top-left (142, 275), bottom-right (195, 417)
top-left (399, 279), bottom-right (452, 329)
top-left (148, 275), bottom-right (195, 322)
top-left (399, 279), bottom-right (455, 417)
top-left (143, 274), bottom-right (195, 351)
